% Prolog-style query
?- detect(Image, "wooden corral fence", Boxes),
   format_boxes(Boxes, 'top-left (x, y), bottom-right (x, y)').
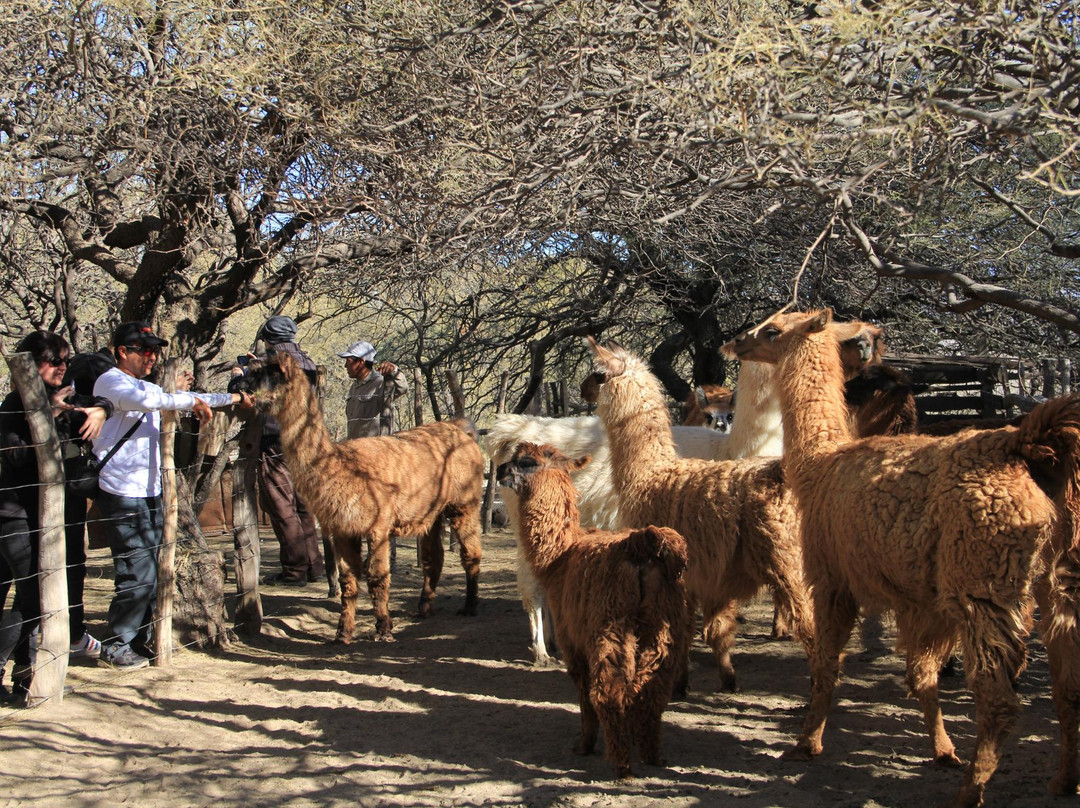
top-left (886, 353), bottom-right (1076, 423)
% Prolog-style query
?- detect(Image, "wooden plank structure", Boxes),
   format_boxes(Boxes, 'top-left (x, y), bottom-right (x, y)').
top-left (885, 353), bottom-right (1076, 423)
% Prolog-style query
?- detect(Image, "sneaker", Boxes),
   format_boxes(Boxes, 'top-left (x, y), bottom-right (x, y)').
top-left (70, 632), bottom-right (102, 659)
top-left (97, 647), bottom-right (150, 670)
top-left (263, 572), bottom-right (308, 588)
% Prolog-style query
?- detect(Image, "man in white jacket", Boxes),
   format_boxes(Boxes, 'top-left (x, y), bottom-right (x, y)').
top-left (92, 322), bottom-right (251, 670)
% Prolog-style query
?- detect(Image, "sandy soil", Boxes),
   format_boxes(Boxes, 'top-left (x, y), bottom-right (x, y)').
top-left (0, 527), bottom-right (1065, 808)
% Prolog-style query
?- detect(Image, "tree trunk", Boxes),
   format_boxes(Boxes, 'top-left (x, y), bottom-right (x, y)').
top-left (173, 473), bottom-right (233, 651)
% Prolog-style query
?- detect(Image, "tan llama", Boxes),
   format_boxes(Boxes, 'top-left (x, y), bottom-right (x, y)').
top-left (238, 353), bottom-right (485, 642)
top-left (497, 441), bottom-right (689, 779)
top-left (725, 308), bottom-right (1080, 808)
top-left (586, 336), bottom-right (817, 694)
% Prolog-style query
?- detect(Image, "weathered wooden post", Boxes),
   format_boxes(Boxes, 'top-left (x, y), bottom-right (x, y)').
top-left (155, 359), bottom-right (179, 666)
top-left (413, 368), bottom-right (424, 427)
top-left (482, 372), bottom-right (510, 533)
top-left (7, 352), bottom-right (69, 705)
top-left (1042, 358), bottom-right (1057, 398)
top-left (231, 413), bottom-right (263, 635)
top-left (1061, 357), bottom-right (1073, 394)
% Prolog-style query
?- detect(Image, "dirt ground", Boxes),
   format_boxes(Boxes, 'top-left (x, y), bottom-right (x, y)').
top-left (0, 527), bottom-right (1066, 808)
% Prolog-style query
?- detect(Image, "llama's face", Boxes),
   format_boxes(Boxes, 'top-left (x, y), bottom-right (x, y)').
top-left (722, 310), bottom-right (832, 364)
top-left (228, 355), bottom-right (291, 412)
top-left (838, 324), bottom-right (885, 379)
top-left (496, 441), bottom-right (590, 493)
top-left (692, 385), bottom-right (735, 432)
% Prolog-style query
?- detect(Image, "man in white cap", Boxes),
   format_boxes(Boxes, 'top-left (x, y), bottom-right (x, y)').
top-left (339, 341), bottom-right (409, 440)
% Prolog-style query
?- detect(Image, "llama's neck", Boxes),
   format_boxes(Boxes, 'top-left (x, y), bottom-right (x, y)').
top-left (776, 330), bottom-right (853, 474)
top-left (726, 360), bottom-right (784, 458)
top-left (271, 374), bottom-right (336, 498)
top-left (598, 355), bottom-right (680, 492)
top-left (515, 473), bottom-right (582, 572)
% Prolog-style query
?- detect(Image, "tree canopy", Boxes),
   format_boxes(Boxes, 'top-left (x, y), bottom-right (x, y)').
top-left (1, 0), bottom-right (1078, 413)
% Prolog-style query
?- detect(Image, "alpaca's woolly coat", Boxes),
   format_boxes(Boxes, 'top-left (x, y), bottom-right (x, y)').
top-left (501, 443), bottom-right (689, 777)
top-left (589, 340), bottom-right (812, 692)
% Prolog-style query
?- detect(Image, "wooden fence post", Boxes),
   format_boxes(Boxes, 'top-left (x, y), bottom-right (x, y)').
top-left (413, 367), bottom-right (424, 427)
top-left (155, 360), bottom-right (179, 666)
top-left (1042, 358), bottom-right (1057, 398)
top-left (7, 352), bottom-right (68, 705)
top-left (482, 372), bottom-right (510, 533)
top-left (1061, 357), bottom-right (1073, 394)
top-left (232, 414), bottom-right (263, 635)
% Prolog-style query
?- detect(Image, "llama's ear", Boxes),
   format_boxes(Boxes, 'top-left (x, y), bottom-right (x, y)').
top-left (571, 454), bottom-right (591, 472)
top-left (809, 309), bottom-right (832, 331)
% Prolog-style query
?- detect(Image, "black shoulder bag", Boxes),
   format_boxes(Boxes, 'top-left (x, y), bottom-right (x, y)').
top-left (65, 414), bottom-right (146, 500)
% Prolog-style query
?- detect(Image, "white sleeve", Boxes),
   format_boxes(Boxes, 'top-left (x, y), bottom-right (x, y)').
top-left (95, 370), bottom-right (233, 412)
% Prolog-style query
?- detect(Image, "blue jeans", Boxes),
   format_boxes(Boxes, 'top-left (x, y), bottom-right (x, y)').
top-left (96, 492), bottom-right (161, 658)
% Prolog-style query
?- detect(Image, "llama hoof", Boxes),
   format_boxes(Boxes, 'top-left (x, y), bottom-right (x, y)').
top-left (780, 743), bottom-right (818, 762)
top-left (572, 742), bottom-right (596, 756)
top-left (415, 606), bottom-right (433, 619)
top-left (932, 751), bottom-right (964, 769)
top-left (770, 627), bottom-right (791, 641)
top-left (644, 755), bottom-right (667, 768)
top-left (456, 606), bottom-right (478, 617)
top-left (717, 676), bottom-right (739, 694)
top-left (331, 635), bottom-right (354, 645)
top-left (1049, 772), bottom-right (1080, 795)
top-left (372, 632), bottom-right (396, 643)
top-left (614, 766), bottom-right (634, 779)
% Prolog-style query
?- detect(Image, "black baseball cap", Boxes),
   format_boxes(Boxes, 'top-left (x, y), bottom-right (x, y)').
top-left (112, 321), bottom-right (169, 349)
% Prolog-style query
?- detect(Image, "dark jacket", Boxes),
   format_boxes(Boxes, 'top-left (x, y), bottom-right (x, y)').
top-left (0, 382), bottom-right (113, 520)
top-left (255, 341), bottom-right (317, 452)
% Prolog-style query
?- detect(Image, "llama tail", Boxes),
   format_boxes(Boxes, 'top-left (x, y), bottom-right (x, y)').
top-left (1015, 392), bottom-right (1080, 550)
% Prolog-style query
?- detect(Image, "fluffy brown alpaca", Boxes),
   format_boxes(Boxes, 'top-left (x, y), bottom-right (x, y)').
top-left (239, 353), bottom-right (485, 642)
top-left (725, 308), bottom-right (1080, 808)
top-left (496, 441), bottom-right (689, 778)
top-left (586, 337), bottom-right (817, 694)
top-left (682, 384), bottom-right (735, 431)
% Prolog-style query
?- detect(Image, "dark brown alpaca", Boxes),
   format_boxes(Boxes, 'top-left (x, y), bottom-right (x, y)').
top-left (497, 441), bottom-right (689, 778)
top-left (238, 353), bottom-right (485, 642)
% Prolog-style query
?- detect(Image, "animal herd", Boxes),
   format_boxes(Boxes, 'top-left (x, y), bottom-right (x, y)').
top-left (235, 309), bottom-right (1080, 808)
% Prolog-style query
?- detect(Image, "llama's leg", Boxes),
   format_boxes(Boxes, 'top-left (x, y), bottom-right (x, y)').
top-left (949, 602), bottom-right (1027, 808)
top-left (772, 592), bottom-right (793, 640)
top-left (598, 707), bottom-right (633, 779)
top-left (672, 594), bottom-right (697, 700)
top-left (333, 541), bottom-right (364, 644)
top-left (701, 599), bottom-right (740, 692)
top-left (451, 507), bottom-right (482, 616)
top-left (895, 610), bottom-right (961, 766)
top-left (567, 655), bottom-right (599, 756)
top-left (1036, 554), bottom-right (1080, 796)
top-left (783, 585), bottom-right (858, 760)
top-left (365, 535), bottom-right (394, 641)
top-left (636, 672), bottom-right (673, 768)
top-left (417, 518), bottom-right (445, 618)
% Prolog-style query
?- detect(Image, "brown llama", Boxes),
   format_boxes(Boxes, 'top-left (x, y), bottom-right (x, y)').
top-left (497, 441), bottom-right (689, 778)
top-left (724, 308), bottom-right (1080, 808)
top-left (682, 384), bottom-right (735, 431)
top-left (238, 353), bottom-right (485, 642)
top-left (586, 337), bottom-right (818, 694)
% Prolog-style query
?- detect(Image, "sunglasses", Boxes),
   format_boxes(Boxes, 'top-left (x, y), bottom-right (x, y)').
top-left (45, 357), bottom-right (69, 368)
top-left (123, 345), bottom-right (161, 357)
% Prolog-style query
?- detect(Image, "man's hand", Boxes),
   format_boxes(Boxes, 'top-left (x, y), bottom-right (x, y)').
top-left (50, 385), bottom-right (75, 416)
top-left (376, 361), bottom-right (398, 376)
top-left (192, 398), bottom-right (212, 423)
top-left (177, 370), bottom-right (195, 392)
top-left (76, 406), bottom-right (108, 441)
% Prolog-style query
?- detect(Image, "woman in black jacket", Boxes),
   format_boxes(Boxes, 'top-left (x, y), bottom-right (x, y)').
top-left (0, 331), bottom-right (111, 704)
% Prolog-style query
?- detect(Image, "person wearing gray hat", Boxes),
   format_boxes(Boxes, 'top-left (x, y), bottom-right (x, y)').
top-left (339, 341), bottom-right (409, 440)
top-left (243, 316), bottom-right (325, 587)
